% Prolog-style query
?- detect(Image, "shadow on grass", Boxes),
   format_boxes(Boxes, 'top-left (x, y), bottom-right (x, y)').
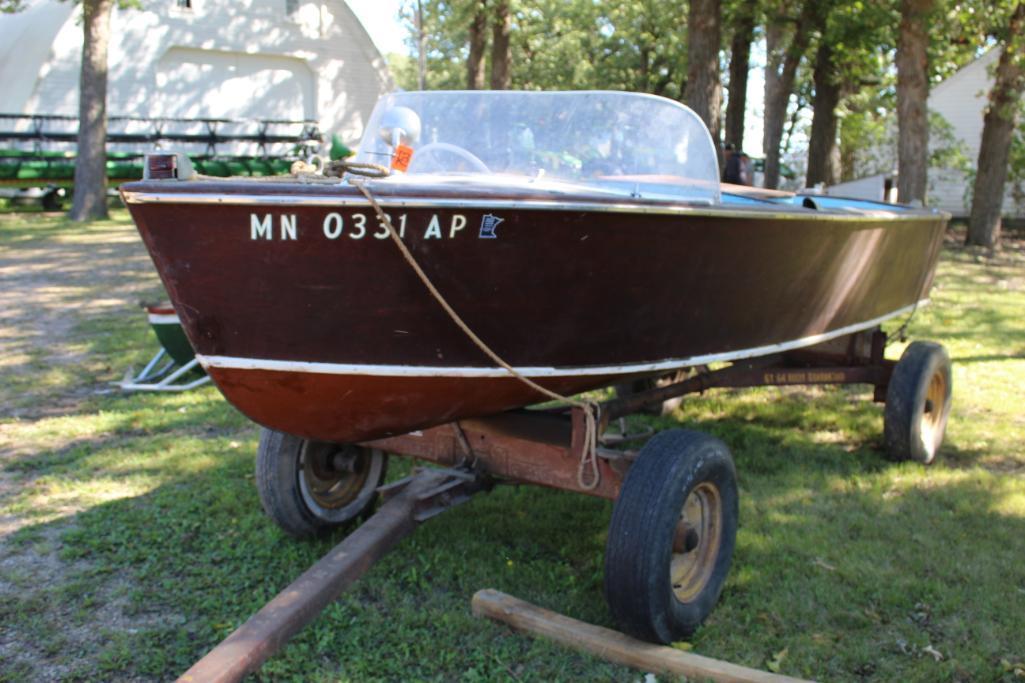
top-left (953, 352), bottom-right (1025, 364)
top-left (3, 407), bottom-right (1023, 682)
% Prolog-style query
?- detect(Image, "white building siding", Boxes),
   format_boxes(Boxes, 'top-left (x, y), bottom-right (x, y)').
top-left (0, 0), bottom-right (390, 150)
top-left (927, 48), bottom-right (1023, 218)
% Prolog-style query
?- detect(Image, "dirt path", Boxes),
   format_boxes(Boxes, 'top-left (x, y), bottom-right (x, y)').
top-left (0, 214), bottom-right (162, 420)
top-left (0, 213), bottom-right (170, 681)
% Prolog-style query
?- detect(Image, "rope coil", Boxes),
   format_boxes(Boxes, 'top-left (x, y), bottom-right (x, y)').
top-left (348, 178), bottom-right (602, 490)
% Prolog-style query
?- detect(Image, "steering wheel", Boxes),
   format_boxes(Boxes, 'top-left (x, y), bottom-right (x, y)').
top-left (407, 142), bottom-right (491, 174)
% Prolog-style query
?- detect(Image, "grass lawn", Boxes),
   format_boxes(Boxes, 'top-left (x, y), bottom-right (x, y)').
top-left (0, 210), bottom-right (1023, 682)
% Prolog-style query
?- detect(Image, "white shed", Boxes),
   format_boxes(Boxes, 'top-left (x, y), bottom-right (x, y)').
top-left (927, 48), bottom-right (1023, 219)
top-left (0, 0), bottom-right (391, 152)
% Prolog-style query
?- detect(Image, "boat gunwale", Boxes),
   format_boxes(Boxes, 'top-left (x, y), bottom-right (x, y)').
top-left (120, 183), bottom-right (949, 223)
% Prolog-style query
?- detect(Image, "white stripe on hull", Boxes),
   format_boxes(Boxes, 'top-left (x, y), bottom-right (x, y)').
top-left (197, 301), bottom-right (925, 379)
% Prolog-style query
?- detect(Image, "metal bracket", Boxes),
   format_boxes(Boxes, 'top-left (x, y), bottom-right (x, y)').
top-left (377, 466), bottom-right (489, 523)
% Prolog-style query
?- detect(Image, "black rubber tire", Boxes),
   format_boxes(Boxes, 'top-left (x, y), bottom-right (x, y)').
top-left (255, 428), bottom-right (387, 538)
top-left (604, 429), bottom-right (738, 643)
top-left (884, 341), bottom-right (953, 464)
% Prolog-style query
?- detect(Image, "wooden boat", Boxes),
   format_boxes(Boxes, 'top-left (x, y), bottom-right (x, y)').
top-left (122, 91), bottom-right (954, 649)
top-left (120, 90), bottom-right (948, 444)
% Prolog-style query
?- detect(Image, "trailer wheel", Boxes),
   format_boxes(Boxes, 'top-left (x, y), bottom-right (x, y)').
top-left (255, 428), bottom-right (387, 538)
top-left (604, 429), bottom-right (738, 643)
top-left (884, 341), bottom-right (952, 464)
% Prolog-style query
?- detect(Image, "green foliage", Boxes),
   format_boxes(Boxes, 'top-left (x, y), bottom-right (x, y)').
top-left (587, 1), bottom-right (688, 97)
top-left (386, 52), bottom-right (419, 91)
top-left (928, 111), bottom-right (972, 172)
top-left (839, 77), bottom-right (896, 181)
top-left (398, 0), bottom-right (690, 96)
top-left (839, 105), bottom-right (971, 189)
top-left (820, 0), bottom-right (898, 89)
top-left (0, 0), bottom-right (25, 12)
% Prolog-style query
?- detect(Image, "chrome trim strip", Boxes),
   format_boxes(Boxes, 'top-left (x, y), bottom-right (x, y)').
top-left (197, 301), bottom-right (926, 379)
top-left (120, 190), bottom-right (939, 222)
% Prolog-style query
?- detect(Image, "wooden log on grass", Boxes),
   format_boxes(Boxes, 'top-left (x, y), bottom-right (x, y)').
top-left (471, 589), bottom-right (811, 683)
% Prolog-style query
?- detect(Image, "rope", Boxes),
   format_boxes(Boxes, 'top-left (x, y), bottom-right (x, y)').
top-left (887, 300), bottom-right (921, 345)
top-left (185, 157), bottom-right (390, 185)
top-left (349, 178), bottom-right (602, 490)
top-left (328, 160), bottom-right (391, 178)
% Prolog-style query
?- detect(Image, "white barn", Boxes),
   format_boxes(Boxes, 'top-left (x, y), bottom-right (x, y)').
top-left (927, 48), bottom-right (1023, 219)
top-left (0, 0), bottom-right (391, 152)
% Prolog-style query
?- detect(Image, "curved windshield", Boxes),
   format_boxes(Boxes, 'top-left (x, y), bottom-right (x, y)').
top-left (355, 90), bottom-right (720, 204)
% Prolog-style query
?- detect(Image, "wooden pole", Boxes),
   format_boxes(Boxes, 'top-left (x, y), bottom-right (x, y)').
top-left (471, 589), bottom-right (812, 683)
top-left (178, 470), bottom-right (477, 683)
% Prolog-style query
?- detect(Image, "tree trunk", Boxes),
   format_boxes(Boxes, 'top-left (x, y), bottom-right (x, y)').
top-left (416, 0), bottom-right (427, 90)
top-left (762, 0), bottom-right (820, 189)
top-left (763, 16), bottom-right (785, 175)
top-left (466, 0), bottom-right (488, 90)
top-left (724, 4), bottom-right (755, 149)
top-left (490, 0), bottom-right (511, 90)
top-left (684, 0), bottom-right (723, 151)
top-left (69, 0), bottom-right (114, 222)
top-left (896, 0), bottom-right (933, 205)
top-left (805, 41), bottom-right (841, 188)
top-left (967, 3), bottom-right (1025, 248)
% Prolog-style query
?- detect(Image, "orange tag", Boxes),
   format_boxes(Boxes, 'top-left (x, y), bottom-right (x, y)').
top-left (391, 144), bottom-right (413, 172)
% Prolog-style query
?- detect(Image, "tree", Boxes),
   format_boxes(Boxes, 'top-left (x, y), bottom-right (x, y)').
top-left (724, 0), bottom-right (757, 149)
top-left (414, 0), bottom-right (427, 89)
top-left (805, 40), bottom-right (842, 186)
top-left (896, 0), bottom-right (934, 204)
top-left (3, 0), bottom-right (129, 220)
top-left (491, 0), bottom-right (511, 89)
top-left (762, 0), bottom-right (822, 189)
top-left (590, 1), bottom-right (687, 97)
top-left (69, 0), bottom-right (115, 221)
top-left (967, 2), bottom-right (1025, 248)
top-left (466, 0), bottom-right (488, 89)
top-left (684, 0), bottom-right (722, 150)
top-left (401, 0), bottom-right (695, 94)
top-left (805, 0), bottom-right (893, 189)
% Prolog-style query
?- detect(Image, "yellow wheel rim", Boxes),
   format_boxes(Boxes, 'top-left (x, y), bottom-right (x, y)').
top-left (920, 369), bottom-right (948, 454)
top-left (671, 482), bottom-right (723, 603)
top-left (301, 443), bottom-right (373, 510)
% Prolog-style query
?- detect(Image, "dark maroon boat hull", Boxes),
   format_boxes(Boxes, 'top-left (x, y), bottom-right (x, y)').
top-left (122, 179), bottom-right (946, 442)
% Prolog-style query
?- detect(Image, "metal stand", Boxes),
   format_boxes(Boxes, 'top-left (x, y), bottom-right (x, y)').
top-left (117, 350), bottom-right (211, 392)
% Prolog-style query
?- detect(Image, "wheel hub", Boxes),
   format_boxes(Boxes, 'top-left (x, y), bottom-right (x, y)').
top-left (301, 442), bottom-right (372, 511)
top-left (921, 369), bottom-right (948, 453)
top-left (670, 482), bottom-right (723, 603)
